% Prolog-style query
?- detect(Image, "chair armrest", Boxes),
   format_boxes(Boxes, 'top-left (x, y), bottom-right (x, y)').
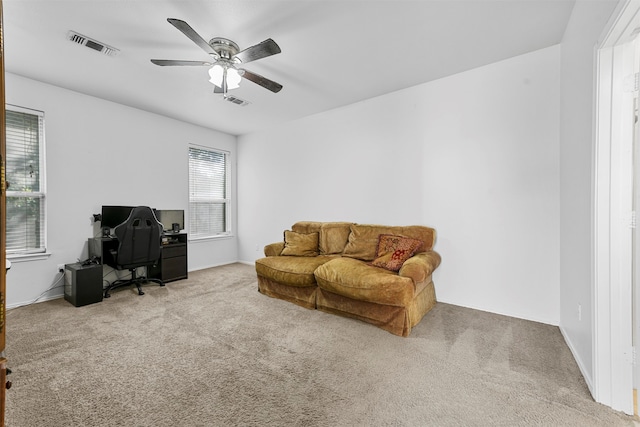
top-left (399, 251), bottom-right (441, 284)
top-left (264, 242), bottom-right (285, 257)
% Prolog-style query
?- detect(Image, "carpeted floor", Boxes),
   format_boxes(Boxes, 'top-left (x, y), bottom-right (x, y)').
top-left (4, 263), bottom-right (637, 426)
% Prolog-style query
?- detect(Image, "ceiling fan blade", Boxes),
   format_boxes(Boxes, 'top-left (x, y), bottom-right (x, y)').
top-left (151, 59), bottom-right (212, 66)
top-left (240, 69), bottom-right (283, 93)
top-left (167, 18), bottom-right (219, 58)
top-left (234, 39), bottom-right (281, 64)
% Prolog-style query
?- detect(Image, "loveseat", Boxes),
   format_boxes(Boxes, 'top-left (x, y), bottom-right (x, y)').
top-left (255, 221), bottom-right (441, 336)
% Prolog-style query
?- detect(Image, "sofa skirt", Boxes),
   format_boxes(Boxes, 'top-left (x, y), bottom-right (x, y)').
top-left (257, 275), bottom-right (317, 309)
top-left (316, 280), bottom-right (437, 337)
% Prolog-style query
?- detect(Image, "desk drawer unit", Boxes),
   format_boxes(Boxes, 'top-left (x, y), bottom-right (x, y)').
top-left (149, 242), bottom-right (188, 282)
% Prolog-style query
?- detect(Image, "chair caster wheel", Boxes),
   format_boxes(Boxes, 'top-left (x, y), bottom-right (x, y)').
top-left (138, 291), bottom-right (145, 296)
top-left (104, 293), bottom-right (111, 298)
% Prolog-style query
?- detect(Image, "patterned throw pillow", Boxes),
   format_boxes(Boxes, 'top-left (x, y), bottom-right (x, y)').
top-left (371, 234), bottom-right (423, 271)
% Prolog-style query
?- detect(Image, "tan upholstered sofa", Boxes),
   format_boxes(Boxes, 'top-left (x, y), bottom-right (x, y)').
top-left (255, 221), bottom-right (441, 337)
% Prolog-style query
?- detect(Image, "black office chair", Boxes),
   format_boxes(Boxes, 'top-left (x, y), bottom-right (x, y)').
top-left (104, 206), bottom-right (165, 298)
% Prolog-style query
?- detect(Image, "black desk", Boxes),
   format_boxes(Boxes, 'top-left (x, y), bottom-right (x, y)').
top-left (89, 232), bottom-right (188, 283)
top-left (151, 233), bottom-right (188, 282)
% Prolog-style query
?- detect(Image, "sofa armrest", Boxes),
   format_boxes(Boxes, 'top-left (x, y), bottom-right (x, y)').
top-left (399, 251), bottom-right (441, 284)
top-left (264, 242), bottom-right (285, 257)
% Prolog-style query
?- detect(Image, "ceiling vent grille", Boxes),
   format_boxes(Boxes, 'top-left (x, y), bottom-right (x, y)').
top-left (223, 95), bottom-right (250, 106)
top-left (66, 31), bottom-right (120, 56)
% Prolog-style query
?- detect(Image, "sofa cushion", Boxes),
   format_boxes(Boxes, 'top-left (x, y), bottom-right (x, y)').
top-left (319, 222), bottom-right (353, 255)
top-left (314, 257), bottom-right (416, 306)
top-left (342, 224), bottom-right (386, 261)
top-left (291, 221), bottom-right (324, 235)
top-left (256, 255), bottom-right (335, 287)
top-left (371, 234), bottom-right (423, 271)
top-left (343, 224), bottom-right (436, 261)
top-left (281, 230), bottom-right (319, 256)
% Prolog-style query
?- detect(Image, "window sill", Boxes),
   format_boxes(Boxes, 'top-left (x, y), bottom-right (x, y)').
top-left (7, 252), bottom-right (52, 263)
top-left (189, 234), bottom-right (234, 243)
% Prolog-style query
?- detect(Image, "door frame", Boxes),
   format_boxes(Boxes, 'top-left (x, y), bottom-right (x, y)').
top-left (593, 0), bottom-right (639, 414)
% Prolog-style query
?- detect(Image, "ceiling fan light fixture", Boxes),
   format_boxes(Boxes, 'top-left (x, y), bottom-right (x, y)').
top-left (208, 64), bottom-right (241, 90)
top-left (208, 64), bottom-right (223, 86)
top-left (226, 68), bottom-right (242, 89)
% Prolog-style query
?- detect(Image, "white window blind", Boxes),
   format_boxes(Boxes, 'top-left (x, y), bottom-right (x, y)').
top-left (188, 146), bottom-right (230, 238)
top-left (6, 106), bottom-right (46, 254)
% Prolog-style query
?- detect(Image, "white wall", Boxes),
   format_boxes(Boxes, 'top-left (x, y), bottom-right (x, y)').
top-left (558, 0), bottom-right (620, 390)
top-left (238, 46), bottom-right (561, 325)
top-left (5, 73), bottom-right (238, 307)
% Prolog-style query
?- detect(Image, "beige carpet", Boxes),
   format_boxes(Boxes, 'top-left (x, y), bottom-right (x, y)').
top-left (3, 263), bottom-right (637, 426)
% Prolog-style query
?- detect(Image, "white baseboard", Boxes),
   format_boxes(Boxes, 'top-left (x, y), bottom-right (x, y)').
top-left (7, 293), bottom-right (64, 310)
top-left (436, 298), bottom-right (558, 326)
top-left (189, 260), bottom-right (242, 271)
top-left (560, 325), bottom-right (594, 398)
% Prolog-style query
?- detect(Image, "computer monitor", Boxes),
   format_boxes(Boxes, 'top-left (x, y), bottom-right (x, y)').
top-left (156, 209), bottom-right (185, 233)
top-left (101, 206), bottom-right (134, 229)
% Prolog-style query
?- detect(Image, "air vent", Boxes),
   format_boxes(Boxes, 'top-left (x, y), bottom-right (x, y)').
top-left (223, 95), bottom-right (250, 106)
top-left (66, 31), bottom-right (119, 56)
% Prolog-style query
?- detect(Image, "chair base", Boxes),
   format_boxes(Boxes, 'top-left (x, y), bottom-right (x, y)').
top-left (104, 269), bottom-right (164, 298)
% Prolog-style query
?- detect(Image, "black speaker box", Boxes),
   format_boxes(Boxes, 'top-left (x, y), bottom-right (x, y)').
top-left (64, 263), bottom-right (103, 307)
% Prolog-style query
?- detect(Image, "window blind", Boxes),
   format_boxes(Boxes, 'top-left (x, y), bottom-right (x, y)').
top-left (6, 107), bottom-right (46, 254)
top-left (188, 146), bottom-right (230, 238)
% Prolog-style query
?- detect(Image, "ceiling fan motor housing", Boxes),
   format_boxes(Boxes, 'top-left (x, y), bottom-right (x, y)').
top-left (209, 38), bottom-right (240, 61)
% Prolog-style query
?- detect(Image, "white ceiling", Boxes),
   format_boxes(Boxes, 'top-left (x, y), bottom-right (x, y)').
top-left (3, 0), bottom-right (577, 136)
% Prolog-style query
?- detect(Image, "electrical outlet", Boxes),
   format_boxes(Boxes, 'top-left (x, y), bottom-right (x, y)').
top-left (255, 244), bottom-right (259, 251)
top-left (578, 304), bottom-right (582, 321)
top-left (57, 264), bottom-right (65, 273)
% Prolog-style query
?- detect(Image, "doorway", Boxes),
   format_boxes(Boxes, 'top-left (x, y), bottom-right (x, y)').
top-left (594, 0), bottom-right (640, 415)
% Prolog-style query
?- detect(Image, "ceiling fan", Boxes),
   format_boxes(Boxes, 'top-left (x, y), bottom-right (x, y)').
top-left (151, 18), bottom-right (283, 97)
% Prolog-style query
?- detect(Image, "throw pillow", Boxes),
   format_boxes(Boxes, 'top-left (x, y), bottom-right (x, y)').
top-left (371, 234), bottom-right (423, 271)
top-left (342, 224), bottom-right (390, 261)
top-left (319, 222), bottom-right (353, 255)
top-left (281, 230), bottom-right (319, 257)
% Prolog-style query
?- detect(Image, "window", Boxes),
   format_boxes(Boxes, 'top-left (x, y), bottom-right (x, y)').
top-left (6, 105), bottom-right (46, 255)
top-left (188, 146), bottom-right (231, 239)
